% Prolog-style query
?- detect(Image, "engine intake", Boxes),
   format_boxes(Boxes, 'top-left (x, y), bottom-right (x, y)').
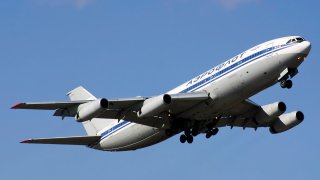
top-left (76, 98), bottom-right (108, 122)
top-left (138, 94), bottom-right (171, 118)
top-left (269, 111), bottom-right (304, 134)
top-left (254, 102), bottom-right (286, 125)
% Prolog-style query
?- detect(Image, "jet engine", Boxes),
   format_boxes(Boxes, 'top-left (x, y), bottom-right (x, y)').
top-left (254, 102), bottom-right (286, 125)
top-left (76, 98), bottom-right (108, 122)
top-left (137, 94), bottom-right (172, 118)
top-left (269, 111), bottom-right (304, 134)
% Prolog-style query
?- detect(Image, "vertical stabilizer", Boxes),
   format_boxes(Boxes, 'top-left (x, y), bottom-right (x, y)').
top-left (67, 86), bottom-right (97, 101)
top-left (67, 86), bottom-right (117, 136)
top-left (82, 121), bottom-right (98, 136)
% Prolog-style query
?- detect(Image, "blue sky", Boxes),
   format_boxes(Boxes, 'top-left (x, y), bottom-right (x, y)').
top-left (1, 0), bottom-right (319, 179)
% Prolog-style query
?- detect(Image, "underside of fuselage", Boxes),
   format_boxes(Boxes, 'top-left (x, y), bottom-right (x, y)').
top-left (94, 123), bottom-right (169, 151)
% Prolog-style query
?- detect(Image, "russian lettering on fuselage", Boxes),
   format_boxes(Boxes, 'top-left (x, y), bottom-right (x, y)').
top-left (186, 51), bottom-right (247, 86)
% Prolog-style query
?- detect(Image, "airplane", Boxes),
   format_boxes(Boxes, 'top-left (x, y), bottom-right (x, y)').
top-left (12, 36), bottom-right (311, 151)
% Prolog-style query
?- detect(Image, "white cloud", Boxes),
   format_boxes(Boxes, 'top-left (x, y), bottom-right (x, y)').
top-left (72, 0), bottom-right (93, 9)
top-left (165, 0), bottom-right (259, 10)
top-left (32, 0), bottom-right (94, 9)
top-left (216, 0), bottom-right (258, 10)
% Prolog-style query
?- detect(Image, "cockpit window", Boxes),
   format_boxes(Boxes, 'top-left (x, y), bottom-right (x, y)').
top-left (286, 37), bottom-right (305, 44)
top-left (296, 37), bottom-right (304, 42)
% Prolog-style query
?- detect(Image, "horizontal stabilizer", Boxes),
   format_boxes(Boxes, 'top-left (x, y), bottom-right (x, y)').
top-left (21, 136), bottom-right (101, 145)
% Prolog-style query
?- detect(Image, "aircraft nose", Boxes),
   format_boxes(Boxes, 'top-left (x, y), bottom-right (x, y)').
top-left (301, 41), bottom-right (311, 56)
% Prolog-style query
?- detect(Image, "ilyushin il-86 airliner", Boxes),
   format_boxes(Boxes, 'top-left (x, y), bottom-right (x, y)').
top-left (12, 36), bottom-right (311, 151)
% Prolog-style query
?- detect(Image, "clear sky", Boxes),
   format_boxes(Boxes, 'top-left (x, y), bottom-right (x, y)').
top-left (1, 0), bottom-right (319, 179)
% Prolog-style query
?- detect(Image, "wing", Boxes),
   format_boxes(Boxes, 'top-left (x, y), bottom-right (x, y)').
top-left (172, 99), bottom-right (264, 133)
top-left (97, 91), bottom-right (211, 128)
top-left (21, 136), bottom-right (101, 146)
top-left (11, 97), bottom-right (147, 120)
top-left (216, 99), bottom-right (262, 128)
top-left (172, 98), bottom-right (263, 130)
top-left (12, 91), bottom-right (211, 128)
top-left (11, 101), bottom-right (89, 110)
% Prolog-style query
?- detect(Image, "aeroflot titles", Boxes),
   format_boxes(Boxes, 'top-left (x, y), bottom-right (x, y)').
top-left (185, 42), bottom-right (293, 88)
top-left (186, 51), bottom-right (247, 86)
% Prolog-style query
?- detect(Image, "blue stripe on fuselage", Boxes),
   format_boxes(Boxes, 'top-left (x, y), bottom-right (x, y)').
top-left (100, 121), bottom-right (131, 140)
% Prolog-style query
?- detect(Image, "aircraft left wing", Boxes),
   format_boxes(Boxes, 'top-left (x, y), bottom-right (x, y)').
top-left (11, 101), bottom-right (89, 110)
top-left (12, 91), bottom-right (211, 128)
top-left (21, 136), bottom-right (101, 146)
top-left (96, 91), bottom-right (211, 127)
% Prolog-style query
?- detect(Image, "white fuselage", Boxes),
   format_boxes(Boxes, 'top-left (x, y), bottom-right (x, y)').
top-left (94, 36), bottom-right (311, 151)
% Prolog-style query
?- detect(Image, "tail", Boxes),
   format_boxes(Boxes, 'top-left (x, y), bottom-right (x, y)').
top-left (67, 86), bottom-right (117, 136)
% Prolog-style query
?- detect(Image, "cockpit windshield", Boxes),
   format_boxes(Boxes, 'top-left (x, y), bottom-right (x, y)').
top-left (286, 37), bottom-right (305, 44)
top-left (296, 37), bottom-right (304, 42)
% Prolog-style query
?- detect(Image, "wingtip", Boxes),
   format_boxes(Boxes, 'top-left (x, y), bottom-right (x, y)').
top-left (11, 102), bottom-right (25, 109)
top-left (20, 139), bottom-right (32, 143)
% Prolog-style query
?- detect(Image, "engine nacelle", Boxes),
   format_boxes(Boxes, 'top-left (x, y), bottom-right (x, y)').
top-left (269, 111), bottom-right (304, 134)
top-left (254, 102), bottom-right (286, 125)
top-left (137, 94), bottom-right (171, 118)
top-left (76, 98), bottom-right (108, 122)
